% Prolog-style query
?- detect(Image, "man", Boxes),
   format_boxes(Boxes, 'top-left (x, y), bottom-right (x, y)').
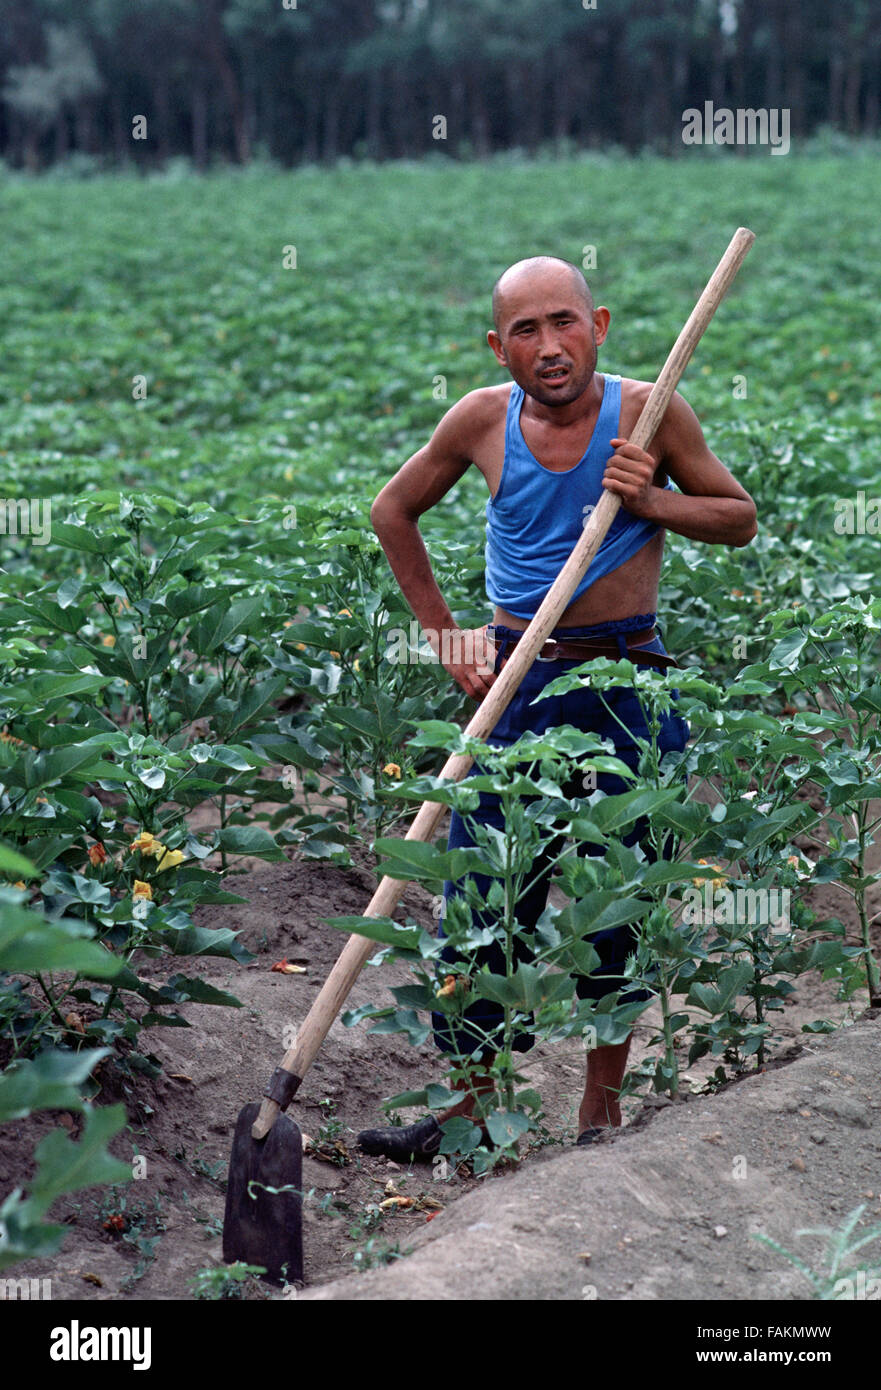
top-left (358, 255), bottom-right (756, 1160)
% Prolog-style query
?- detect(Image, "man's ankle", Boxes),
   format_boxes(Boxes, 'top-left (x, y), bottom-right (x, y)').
top-left (578, 1097), bottom-right (622, 1131)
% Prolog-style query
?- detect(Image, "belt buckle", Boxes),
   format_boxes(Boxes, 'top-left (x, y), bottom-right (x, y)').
top-left (536, 639), bottom-right (560, 662)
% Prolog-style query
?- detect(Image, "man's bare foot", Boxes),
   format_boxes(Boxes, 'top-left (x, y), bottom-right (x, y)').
top-left (577, 1034), bottom-right (633, 1138)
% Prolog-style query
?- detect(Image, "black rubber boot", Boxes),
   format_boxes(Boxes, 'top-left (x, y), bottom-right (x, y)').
top-left (357, 1114), bottom-right (442, 1162)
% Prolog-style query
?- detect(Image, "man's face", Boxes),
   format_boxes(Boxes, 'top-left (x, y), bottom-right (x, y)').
top-left (487, 266), bottom-right (610, 407)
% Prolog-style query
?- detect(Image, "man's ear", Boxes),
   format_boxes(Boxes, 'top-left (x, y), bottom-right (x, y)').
top-left (593, 307), bottom-right (611, 347)
top-left (487, 329), bottom-right (508, 368)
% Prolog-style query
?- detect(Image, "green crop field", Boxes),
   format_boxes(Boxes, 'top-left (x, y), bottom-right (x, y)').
top-left (2, 151), bottom-right (881, 1279)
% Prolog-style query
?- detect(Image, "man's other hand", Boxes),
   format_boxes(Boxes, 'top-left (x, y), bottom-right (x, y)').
top-left (433, 626), bottom-right (497, 699)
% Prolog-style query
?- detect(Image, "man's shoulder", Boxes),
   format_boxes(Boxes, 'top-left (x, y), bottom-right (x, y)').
top-left (618, 375), bottom-right (654, 408)
top-left (454, 383), bottom-right (512, 430)
top-left (617, 377), bottom-right (696, 440)
top-left (433, 383), bottom-right (511, 456)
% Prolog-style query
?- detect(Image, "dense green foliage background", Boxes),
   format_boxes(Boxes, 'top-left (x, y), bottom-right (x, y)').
top-left (2, 149), bottom-right (879, 620)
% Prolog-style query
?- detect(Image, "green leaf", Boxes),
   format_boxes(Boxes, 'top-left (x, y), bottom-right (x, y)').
top-left (485, 1109), bottom-right (530, 1148)
top-left (688, 962), bottom-right (754, 1014)
top-left (374, 838), bottom-right (488, 883)
top-left (331, 706), bottom-right (383, 739)
top-left (425, 1083), bottom-right (457, 1109)
top-left (0, 1048), bottom-right (111, 1124)
top-left (28, 1104), bottom-right (132, 1209)
top-left (390, 982), bottom-right (436, 1010)
top-left (30, 743), bottom-right (106, 788)
top-left (47, 521), bottom-right (116, 554)
top-left (193, 594), bottom-right (265, 654)
top-left (382, 1088), bottom-right (429, 1111)
top-left (559, 892), bottom-right (651, 937)
top-left (367, 1008), bottom-right (429, 1045)
top-left (471, 963), bottom-right (571, 1011)
top-left (589, 787), bottom-right (683, 834)
top-left (163, 974), bottom-right (242, 1007)
top-left (324, 914), bottom-right (422, 951)
top-left (56, 576), bottom-right (84, 608)
top-left (438, 1116), bottom-right (482, 1155)
top-left (0, 903), bottom-right (122, 979)
top-left (769, 630), bottom-right (808, 670)
top-left (0, 842), bottom-right (37, 878)
top-left (137, 765), bottom-right (166, 789)
top-left (161, 924), bottom-right (252, 962)
top-left (224, 674), bottom-right (287, 734)
top-left (163, 584), bottom-right (221, 619)
top-left (215, 826), bottom-right (283, 860)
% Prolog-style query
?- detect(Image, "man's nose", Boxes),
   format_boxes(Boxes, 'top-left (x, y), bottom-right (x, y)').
top-left (537, 329), bottom-right (562, 356)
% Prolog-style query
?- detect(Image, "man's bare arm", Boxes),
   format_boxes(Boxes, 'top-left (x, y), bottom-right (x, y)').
top-left (370, 391), bottom-right (498, 698)
top-left (603, 392), bottom-right (757, 546)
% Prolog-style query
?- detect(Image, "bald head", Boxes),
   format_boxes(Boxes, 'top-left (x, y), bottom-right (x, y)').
top-left (491, 256), bottom-right (594, 334)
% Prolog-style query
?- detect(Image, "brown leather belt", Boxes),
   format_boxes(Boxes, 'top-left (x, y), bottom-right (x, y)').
top-left (496, 626), bottom-right (679, 670)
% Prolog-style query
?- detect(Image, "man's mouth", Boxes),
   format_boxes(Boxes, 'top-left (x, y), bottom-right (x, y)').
top-left (539, 366), bottom-right (569, 382)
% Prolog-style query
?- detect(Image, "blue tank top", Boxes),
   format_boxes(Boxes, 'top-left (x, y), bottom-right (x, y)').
top-left (484, 374), bottom-right (672, 619)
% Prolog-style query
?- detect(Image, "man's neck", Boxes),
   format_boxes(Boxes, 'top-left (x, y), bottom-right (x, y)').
top-left (519, 371), bottom-right (604, 429)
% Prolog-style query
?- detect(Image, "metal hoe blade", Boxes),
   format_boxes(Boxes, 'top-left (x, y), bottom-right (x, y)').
top-left (222, 1102), bottom-right (303, 1285)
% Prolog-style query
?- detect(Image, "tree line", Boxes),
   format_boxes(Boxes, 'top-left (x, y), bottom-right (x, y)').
top-left (0, 0), bottom-right (879, 170)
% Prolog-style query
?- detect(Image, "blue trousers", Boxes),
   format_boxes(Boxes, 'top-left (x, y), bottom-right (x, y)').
top-left (432, 613), bottom-right (690, 1057)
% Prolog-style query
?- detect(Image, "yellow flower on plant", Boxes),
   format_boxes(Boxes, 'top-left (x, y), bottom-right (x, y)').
top-left (130, 831), bottom-right (157, 854)
top-left (88, 843), bottom-right (107, 866)
top-left (132, 880), bottom-right (153, 900)
top-left (436, 974), bottom-right (469, 999)
top-left (101, 633), bottom-right (116, 647)
top-left (12, 880), bottom-right (26, 890)
top-left (693, 858), bottom-right (727, 890)
top-left (338, 608), bottom-right (352, 617)
top-left (353, 659), bottom-right (360, 672)
top-left (156, 848), bottom-right (184, 872)
top-left (283, 466), bottom-right (295, 481)
top-left (383, 763), bottom-right (402, 778)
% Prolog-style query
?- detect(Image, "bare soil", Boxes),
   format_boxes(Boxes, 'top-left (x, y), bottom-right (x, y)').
top-left (2, 807), bottom-right (878, 1302)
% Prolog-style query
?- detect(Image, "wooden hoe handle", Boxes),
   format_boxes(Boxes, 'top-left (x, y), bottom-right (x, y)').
top-left (252, 225), bottom-right (755, 1139)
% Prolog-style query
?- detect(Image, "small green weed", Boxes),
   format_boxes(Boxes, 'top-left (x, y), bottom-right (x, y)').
top-left (754, 1205), bottom-right (881, 1299)
top-left (189, 1262), bottom-right (268, 1300)
top-left (352, 1237), bottom-right (412, 1272)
